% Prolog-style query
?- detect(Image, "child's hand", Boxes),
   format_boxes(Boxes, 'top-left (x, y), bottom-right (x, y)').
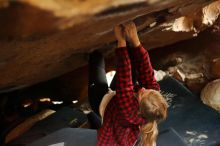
top-left (124, 22), bottom-right (141, 47)
top-left (114, 25), bottom-right (126, 48)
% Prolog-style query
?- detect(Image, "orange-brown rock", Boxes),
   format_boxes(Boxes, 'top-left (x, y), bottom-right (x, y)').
top-left (0, 0), bottom-right (219, 92)
top-left (0, 0), bottom-right (8, 8)
top-left (201, 79), bottom-right (220, 112)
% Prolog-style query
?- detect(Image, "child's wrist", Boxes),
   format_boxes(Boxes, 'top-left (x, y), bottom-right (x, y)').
top-left (117, 40), bottom-right (126, 48)
top-left (132, 40), bottom-right (141, 48)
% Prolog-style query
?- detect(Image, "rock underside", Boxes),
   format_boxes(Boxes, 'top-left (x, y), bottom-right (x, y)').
top-left (0, 0), bottom-right (220, 93)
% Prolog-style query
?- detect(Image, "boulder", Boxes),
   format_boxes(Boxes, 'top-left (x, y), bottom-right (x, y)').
top-left (201, 79), bottom-right (220, 112)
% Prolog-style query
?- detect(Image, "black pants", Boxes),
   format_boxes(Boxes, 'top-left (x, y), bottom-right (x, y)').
top-left (88, 51), bottom-right (109, 116)
top-left (87, 51), bottom-right (108, 129)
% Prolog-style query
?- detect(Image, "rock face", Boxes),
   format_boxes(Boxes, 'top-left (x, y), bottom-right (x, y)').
top-left (0, 0), bottom-right (219, 92)
top-left (201, 79), bottom-right (220, 112)
top-left (149, 26), bottom-right (220, 94)
top-left (0, 0), bottom-right (8, 8)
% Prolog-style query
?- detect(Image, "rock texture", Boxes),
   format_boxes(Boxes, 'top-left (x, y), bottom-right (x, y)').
top-left (201, 79), bottom-right (220, 112)
top-left (0, 0), bottom-right (8, 8)
top-left (150, 26), bottom-right (220, 94)
top-left (0, 0), bottom-right (219, 92)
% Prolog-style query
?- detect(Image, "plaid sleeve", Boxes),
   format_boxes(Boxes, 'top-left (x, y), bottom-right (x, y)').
top-left (132, 45), bottom-right (160, 91)
top-left (115, 47), bottom-right (146, 127)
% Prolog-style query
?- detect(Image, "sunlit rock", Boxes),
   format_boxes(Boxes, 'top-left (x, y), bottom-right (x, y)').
top-left (201, 79), bottom-right (220, 112)
top-left (21, 0), bottom-right (145, 17)
top-left (154, 70), bottom-right (167, 81)
top-left (202, 0), bottom-right (220, 25)
top-left (172, 16), bottom-right (194, 32)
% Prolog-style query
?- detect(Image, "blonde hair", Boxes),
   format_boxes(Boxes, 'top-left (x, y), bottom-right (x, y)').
top-left (139, 89), bottom-right (168, 146)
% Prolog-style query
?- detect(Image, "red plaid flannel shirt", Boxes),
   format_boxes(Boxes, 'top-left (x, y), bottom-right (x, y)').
top-left (97, 45), bottom-right (160, 146)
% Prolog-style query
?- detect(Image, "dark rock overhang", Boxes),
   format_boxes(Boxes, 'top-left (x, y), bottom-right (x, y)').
top-left (0, 0), bottom-right (219, 92)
